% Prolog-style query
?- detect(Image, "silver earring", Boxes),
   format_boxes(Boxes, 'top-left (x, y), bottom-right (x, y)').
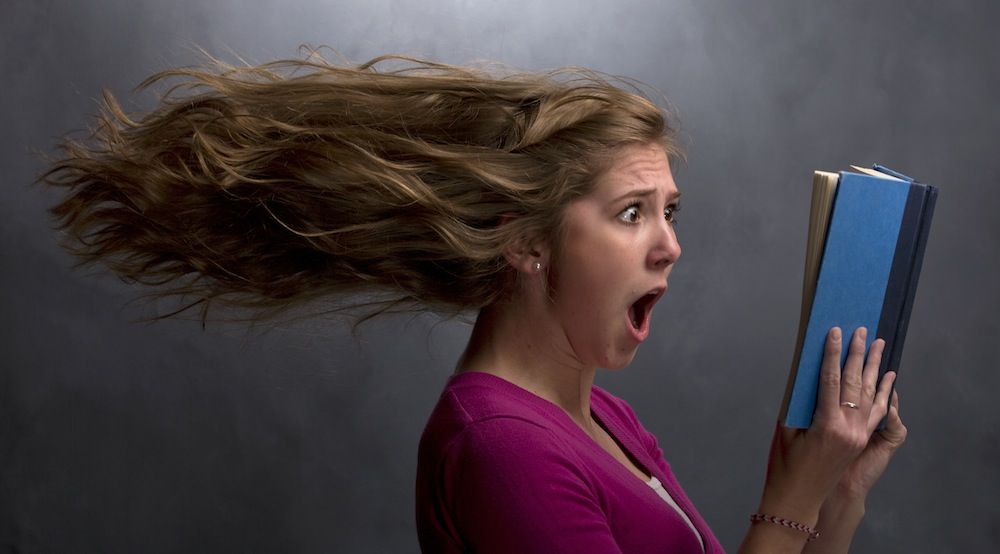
top-left (533, 261), bottom-right (542, 272)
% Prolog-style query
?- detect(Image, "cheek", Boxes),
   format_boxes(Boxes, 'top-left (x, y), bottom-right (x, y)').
top-left (551, 233), bottom-right (631, 321)
top-left (551, 254), bottom-right (626, 344)
top-left (551, 251), bottom-right (609, 310)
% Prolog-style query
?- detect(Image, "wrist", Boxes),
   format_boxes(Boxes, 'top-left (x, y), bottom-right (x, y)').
top-left (757, 491), bottom-right (823, 529)
top-left (803, 491), bottom-right (867, 553)
top-left (828, 482), bottom-right (868, 510)
top-left (820, 491), bottom-right (866, 521)
top-left (750, 513), bottom-right (820, 542)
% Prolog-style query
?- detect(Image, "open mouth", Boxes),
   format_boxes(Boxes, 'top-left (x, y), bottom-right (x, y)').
top-left (628, 288), bottom-right (664, 332)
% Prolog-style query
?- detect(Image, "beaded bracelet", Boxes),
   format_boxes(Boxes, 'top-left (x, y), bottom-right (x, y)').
top-left (749, 513), bottom-right (821, 541)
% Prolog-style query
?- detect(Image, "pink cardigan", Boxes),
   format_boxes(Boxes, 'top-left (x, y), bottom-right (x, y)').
top-left (416, 371), bottom-right (725, 553)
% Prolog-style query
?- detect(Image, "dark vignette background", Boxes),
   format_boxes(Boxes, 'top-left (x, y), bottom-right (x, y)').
top-left (2, 1), bottom-right (998, 552)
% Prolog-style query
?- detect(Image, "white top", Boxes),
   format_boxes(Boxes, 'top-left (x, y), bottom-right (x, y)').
top-left (647, 475), bottom-right (705, 552)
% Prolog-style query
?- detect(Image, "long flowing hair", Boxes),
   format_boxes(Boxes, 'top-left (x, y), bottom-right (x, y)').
top-left (39, 48), bottom-right (682, 325)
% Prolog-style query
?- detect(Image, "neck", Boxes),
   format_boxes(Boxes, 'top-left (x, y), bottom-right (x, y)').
top-left (455, 301), bottom-right (598, 433)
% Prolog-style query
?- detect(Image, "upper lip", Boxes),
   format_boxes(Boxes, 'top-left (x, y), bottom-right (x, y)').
top-left (633, 285), bottom-right (667, 311)
top-left (643, 285), bottom-right (667, 302)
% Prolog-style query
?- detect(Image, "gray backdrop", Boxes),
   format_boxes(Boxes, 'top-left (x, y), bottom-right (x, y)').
top-left (2, 0), bottom-right (997, 552)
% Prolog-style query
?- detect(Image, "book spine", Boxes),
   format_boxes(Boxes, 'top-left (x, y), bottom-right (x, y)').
top-left (878, 185), bottom-right (938, 429)
top-left (884, 185), bottom-right (938, 374)
top-left (874, 184), bottom-right (929, 377)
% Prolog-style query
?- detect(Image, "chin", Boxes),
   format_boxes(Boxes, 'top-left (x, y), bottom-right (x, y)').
top-left (600, 350), bottom-right (638, 371)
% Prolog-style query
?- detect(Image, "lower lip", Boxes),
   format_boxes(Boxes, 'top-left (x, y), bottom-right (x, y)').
top-left (626, 312), bottom-right (650, 343)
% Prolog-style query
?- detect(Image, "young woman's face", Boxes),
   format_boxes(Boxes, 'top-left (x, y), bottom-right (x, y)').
top-left (548, 142), bottom-right (681, 370)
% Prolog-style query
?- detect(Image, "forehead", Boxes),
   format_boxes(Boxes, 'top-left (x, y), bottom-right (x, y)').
top-left (590, 143), bottom-right (677, 198)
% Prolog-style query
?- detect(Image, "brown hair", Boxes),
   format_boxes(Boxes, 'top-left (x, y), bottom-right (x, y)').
top-left (39, 48), bottom-right (682, 325)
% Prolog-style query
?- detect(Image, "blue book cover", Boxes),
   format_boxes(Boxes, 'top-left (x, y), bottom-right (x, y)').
top-left (781, 166), bottom-right (937, 428)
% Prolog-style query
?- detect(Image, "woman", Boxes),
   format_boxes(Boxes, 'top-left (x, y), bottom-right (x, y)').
top-left (41, 51), bottom-right (906, 552)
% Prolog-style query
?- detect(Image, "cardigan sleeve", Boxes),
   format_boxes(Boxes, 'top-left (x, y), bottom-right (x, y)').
top-left (443, 416), bottom-right (624, 554)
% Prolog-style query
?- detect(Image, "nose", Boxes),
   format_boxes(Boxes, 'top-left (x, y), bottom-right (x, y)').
top-left (647, 218), bottom-right (681, 269)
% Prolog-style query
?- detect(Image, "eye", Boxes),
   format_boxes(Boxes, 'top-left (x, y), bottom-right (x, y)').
top-left (664, 202), bottom-right (681, 224)
top-left (617, 203), bottom-right (641, 225)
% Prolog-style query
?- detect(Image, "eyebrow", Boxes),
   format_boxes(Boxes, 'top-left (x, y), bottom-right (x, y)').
top-left (611, 187), bottom-right (682, 203)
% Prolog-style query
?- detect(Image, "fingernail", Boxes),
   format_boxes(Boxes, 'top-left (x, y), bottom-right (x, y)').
top-left (859, 327), bottom-right (867, 341)
top-left (831, 327), bottom-right (841, 341)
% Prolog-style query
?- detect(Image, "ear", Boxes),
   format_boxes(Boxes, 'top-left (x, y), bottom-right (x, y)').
top-left (501, 223), bottom-right (549, 275)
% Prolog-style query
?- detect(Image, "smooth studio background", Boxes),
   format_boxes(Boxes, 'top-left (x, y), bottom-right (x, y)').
top-left (2, 0), bottom-right (997, 552)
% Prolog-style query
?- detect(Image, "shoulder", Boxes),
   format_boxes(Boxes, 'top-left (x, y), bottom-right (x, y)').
top-left (420, 379), bottom-right (598, 513)
top-left (419, 372), bottom-right (581, 466)
top-left (417, 385), bottom-right (623, 554)
top-left (445, 414), bottom-right (586, 481)
top-left (421, 373), bottom-right (553, 440)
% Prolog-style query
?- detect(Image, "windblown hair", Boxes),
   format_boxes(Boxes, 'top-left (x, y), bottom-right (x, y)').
top-left (40, 48), bottom-right (681, 324)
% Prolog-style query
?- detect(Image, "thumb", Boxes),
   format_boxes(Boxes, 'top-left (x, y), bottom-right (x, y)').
top-left (876, 391), bottom-right (907, 449)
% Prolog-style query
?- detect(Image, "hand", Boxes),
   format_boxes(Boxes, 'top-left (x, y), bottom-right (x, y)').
top-left (828, 386), bottom-right (907, 501)
top-left (803, 371), bottom-right (907, 553)
top-left (757, 327), bottom-right (896, 525)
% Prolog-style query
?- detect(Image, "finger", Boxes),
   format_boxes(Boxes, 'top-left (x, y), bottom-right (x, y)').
top-left (868, 371), bottom-right (896, 431)
top-left (859, 338), bottom-right (884, 422)
top-left (861, 338), bottom-right (885, 403)
top-left (840, 327), bottom-right (867, 403)
top-left (817, 327), bottom-right (843, 417)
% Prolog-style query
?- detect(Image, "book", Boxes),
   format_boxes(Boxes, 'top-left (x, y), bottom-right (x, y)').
top-left (780, 164), bottom-right (938, 429)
